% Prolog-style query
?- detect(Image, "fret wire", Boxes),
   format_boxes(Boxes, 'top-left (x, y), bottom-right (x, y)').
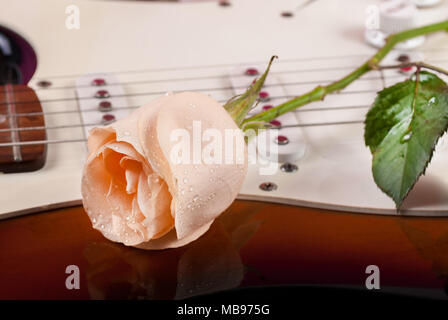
top-left (31, 48), bottom-right (448, 81)
top-left (0, 120), bottom-right (364, 147)
top-left (0, 138), bottom-right (87, 147)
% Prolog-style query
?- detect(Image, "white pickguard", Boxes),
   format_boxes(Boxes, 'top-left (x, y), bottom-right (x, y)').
top-left (1, 0), bottom-right (448, 218)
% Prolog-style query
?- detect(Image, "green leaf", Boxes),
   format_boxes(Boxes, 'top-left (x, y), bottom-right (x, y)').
top-left (224, 56), bottom-right (277, 127)
top-left (364, 71), bottom-right (448, 209)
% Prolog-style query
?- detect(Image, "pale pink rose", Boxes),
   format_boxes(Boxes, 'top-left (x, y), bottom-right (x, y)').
top-left (81, 92), bottom-right (248, 250)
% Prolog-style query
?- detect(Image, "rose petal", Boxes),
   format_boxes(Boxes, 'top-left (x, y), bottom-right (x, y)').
top-left (139, 92), bottom-right (248, 240)
top-left (82, 92), bottom-right (247, 250)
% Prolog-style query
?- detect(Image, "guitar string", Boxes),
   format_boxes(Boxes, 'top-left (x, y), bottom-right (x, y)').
top-left (2, 56), bottom-right (446, 106)
top-left (3, 73), bottom-right (399, 118)
top-left (0, 72), bottom-right (429, 135)
top-left (27, 64), bottom-right (400, 92)
top-left (0, 82), bottom-right (385, 107)
top-left (31, 46), bottom-right (448, 81)
top-left (0, 104), bottom-right (371, 134)
top-left (0, 64), bottom-right (408, 104)
top-left (0, 120), bottom-right (365, 147)
top-left (0, 53), bottom-right (446, 146)
top-left (4, 103), bottom-right (372, 119)
top-left (0, 56), bottom-right (444, 106)
top-left (7, 55), bottom-right (446, 98)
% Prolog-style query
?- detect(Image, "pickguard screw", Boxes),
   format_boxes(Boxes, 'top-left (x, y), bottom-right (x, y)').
top-left (281, 11), bottom-right (294, 18)
top-left (219, 0), bottom-right (231, 7)
top-left (259, 182), bottom-right (278, 191)
top-left (36, 80), bottom-right (52, 88)
top-left (280, 163), bottom-right (298, 173)
top-left (397, 54), bottom-right (410, 63)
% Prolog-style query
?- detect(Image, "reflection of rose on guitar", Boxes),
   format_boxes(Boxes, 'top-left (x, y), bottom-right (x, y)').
top-left (83, 203), bottom-right (263, 300)
top-left (399, 220), bottom-right (448, 289)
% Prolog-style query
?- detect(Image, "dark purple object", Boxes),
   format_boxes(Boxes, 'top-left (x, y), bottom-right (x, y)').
top-left (0, 25), bottom-right (37, 84)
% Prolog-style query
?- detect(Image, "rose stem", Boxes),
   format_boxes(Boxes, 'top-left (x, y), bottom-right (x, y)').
top-left (242, 20), bottom-right (448, 125)
top-left (372, 61), bottom-right (448, 76)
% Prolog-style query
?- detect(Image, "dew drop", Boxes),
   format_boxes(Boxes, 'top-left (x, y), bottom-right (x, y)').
top-left (428, 96), bottom-right (438, 106)
top-left (193, 195), bottom-right (199, 202)
top-left (189, 186), bottom-right (194, 192)
top-left (401, 132), bottom-right (413, 143)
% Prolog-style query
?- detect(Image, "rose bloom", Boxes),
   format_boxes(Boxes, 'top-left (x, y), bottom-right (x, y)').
top-left (81, 92), bottom-right (247, 250)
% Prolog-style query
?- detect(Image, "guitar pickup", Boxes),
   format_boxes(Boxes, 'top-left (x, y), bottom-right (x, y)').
top-left (0, 84), bottom-right (47, 173)
top-left (75, 73), bottom-right (133, 139)
top-left (229, 65), bottom-right (307, 164)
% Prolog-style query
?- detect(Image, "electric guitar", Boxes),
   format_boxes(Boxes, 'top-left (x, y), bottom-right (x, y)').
top-left (1, 0), bottom-right (448, 300)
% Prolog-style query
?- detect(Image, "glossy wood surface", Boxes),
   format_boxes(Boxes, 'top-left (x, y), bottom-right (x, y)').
top-left (1, 201), bottom-right (448, 300)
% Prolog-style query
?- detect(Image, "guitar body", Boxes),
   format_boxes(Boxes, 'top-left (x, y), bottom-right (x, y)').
top-left (1, 0), bottom-right (448, 300)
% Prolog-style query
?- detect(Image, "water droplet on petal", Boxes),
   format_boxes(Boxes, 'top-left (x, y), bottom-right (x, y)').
top-left (193, 195), bottom-right (199, 202)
